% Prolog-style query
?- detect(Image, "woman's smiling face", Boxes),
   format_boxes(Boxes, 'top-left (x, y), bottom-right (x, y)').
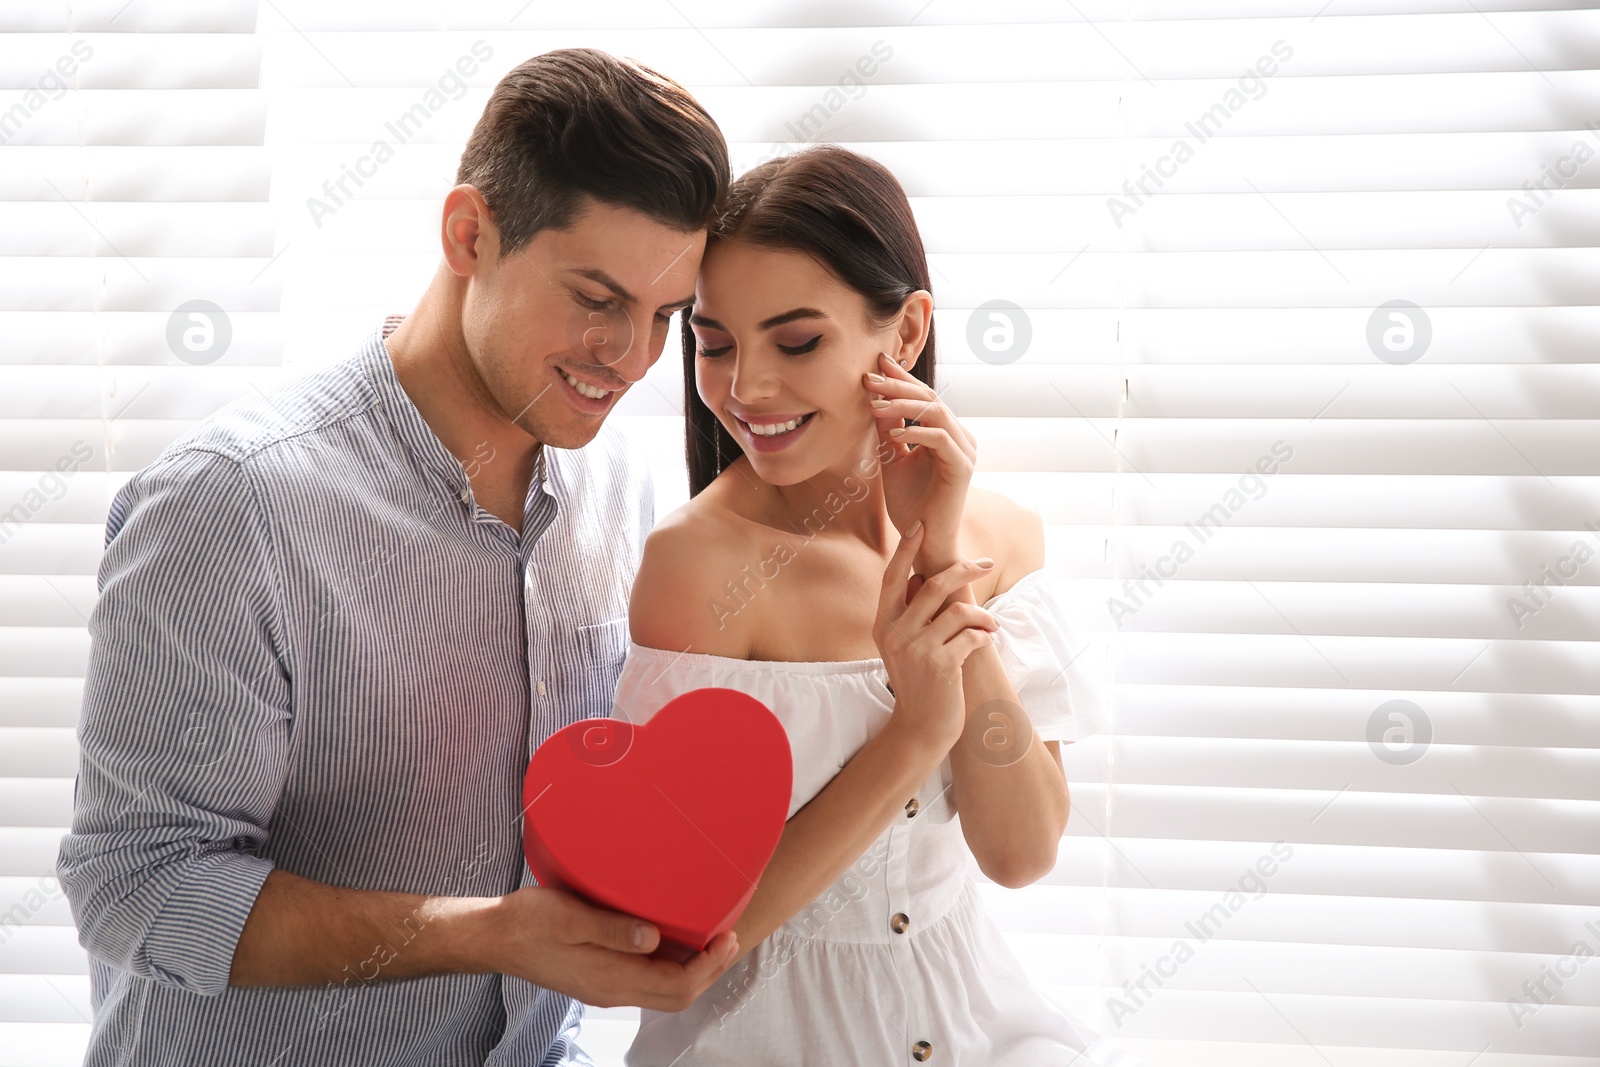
top-left (690, 238), bottom-right (910, 483)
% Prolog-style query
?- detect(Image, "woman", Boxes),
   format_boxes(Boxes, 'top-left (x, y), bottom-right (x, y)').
top-left (614, 146), bottom-right (1144, 1066)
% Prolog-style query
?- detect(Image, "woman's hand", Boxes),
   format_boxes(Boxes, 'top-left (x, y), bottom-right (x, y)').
top-left (864, 351), bottom-right (977, 574)
top-left (873, 523), bottom-right (1000, 749)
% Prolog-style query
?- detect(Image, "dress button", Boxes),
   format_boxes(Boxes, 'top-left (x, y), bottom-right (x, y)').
top-left (912, 1040), bottom-right (933, 1061)
top-left (536, 679), bottom-right (546, 697)
top-left (891, 912), bottom-right (911, 935)
top-left (904, 798), bottom-right (919, 818)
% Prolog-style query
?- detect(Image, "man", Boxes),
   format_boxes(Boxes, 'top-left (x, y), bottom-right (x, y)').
top-left (57, 48), bottom-right (736, 1065)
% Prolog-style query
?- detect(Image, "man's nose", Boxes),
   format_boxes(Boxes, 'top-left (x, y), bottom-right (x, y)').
top-left (576, 306), bottom-right (649, 385)
top-left (610, 309), bottom-right (670, 386)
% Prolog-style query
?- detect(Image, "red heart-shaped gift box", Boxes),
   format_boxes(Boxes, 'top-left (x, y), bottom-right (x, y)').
top-left (521, 687), bottom-right (793, 961)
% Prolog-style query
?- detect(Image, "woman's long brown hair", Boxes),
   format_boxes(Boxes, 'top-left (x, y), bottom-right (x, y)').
top-left (682, 145), bottom-right (936, 497)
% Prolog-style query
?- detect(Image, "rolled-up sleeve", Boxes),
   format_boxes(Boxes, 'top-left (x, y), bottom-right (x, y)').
top-left (56, 446), bottom-right (291, 995)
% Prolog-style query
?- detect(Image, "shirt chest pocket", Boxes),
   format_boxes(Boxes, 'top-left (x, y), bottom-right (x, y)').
top-left (573, 616), bottom-right (629, 674)
top-left (547, 618), bottom-right (630, 727)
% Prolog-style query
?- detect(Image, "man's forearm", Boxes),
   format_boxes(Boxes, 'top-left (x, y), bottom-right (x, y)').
top-left (229, 868), bottom-right (502, 987)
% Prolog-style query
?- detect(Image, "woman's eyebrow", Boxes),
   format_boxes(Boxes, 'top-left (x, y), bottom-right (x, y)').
top-left (758, 308), bottom-right (828, 330)
top-left (688, 307), bottom-right (830, 330)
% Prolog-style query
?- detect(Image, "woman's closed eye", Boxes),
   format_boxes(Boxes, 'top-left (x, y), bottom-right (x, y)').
top-left (694, 331), bottom-right (733, 358)
top-left (693, 330), bottom-right (824, 358)
top-left (776, 334), bottom-right (822, 356)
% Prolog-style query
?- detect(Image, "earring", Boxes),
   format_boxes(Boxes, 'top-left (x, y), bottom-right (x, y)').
top-left (897, 359), bottom-right (907, 367)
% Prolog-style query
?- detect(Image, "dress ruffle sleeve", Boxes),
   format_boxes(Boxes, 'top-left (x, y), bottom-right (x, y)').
top-left (982, 568), bottom-right (1110, 743)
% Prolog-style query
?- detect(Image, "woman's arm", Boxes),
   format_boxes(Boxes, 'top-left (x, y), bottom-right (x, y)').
top-left (630, 518), bottom-right (995, 966)
top-left (728, 712), bottom-right (951, 963)
top-left (945, 637), bottom-right (1071, 887)
top-left (932, 504), bottom-right (1073, 889)
top-left (863, 355), bottom-right (1069, 887)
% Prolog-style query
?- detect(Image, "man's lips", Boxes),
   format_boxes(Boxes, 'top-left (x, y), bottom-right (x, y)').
top-left (559, 367), bottom-right (625, 393)
top-left (552, 365), bottom-right (625, 415)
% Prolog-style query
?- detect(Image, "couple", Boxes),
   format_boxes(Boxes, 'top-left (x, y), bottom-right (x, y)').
top-left (57, 48), bottom-right (1143, 1066)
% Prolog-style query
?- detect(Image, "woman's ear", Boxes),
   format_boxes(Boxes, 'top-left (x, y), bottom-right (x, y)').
top-left (893, 290), bottom-right (934, 372)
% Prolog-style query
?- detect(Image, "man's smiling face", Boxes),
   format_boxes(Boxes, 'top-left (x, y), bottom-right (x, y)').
top-left (460, 196), bottom-right (706, 449)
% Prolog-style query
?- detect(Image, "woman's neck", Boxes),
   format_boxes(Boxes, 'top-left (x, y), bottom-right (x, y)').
top-left (727, 442), bottom-right (900, 556)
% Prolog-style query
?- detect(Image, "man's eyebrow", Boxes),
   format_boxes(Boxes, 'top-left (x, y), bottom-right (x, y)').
top-left (568, 267), bottom-right (636, 305)
top-left (569, 268), bottom-right (693, 313)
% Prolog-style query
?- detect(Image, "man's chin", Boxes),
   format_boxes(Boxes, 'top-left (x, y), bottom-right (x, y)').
top-left (523, 417), bottom-right (608, 451)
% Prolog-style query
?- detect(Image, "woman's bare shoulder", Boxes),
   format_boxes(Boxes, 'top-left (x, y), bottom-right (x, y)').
top-left (629, 490), bottom-right (762, 658)
top-left (966, 486), bottom-right (1047, 598)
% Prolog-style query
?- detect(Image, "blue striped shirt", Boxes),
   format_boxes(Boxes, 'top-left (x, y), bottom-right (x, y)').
top-left (56, 318), bottom-right (653, 1065)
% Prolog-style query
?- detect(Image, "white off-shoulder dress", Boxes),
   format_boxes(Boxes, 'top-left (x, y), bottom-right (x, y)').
top-left (609, 568), bottom-right (1148, 1067)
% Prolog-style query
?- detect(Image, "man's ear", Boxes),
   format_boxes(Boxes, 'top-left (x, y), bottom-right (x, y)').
top-left (441, 184), bottom-right (497, 277)
top-left (893, 289), bottom-right (935, 372)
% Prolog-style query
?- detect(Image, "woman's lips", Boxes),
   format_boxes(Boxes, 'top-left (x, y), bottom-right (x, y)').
top-left (734, 411), bottom-right (816, 452)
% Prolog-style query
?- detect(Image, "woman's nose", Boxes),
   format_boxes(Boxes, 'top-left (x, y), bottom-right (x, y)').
top-left (728, 349), bottom-right (780, 402)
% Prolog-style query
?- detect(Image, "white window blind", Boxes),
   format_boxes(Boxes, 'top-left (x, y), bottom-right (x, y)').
top-left (3, 1), bottom-right (276, 1062)
top-left (2, 2), bottom-right (1595, 1065)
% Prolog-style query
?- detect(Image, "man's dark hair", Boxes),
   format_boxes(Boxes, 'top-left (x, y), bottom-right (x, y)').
top-left (456, 48), bottom-right (730, 256)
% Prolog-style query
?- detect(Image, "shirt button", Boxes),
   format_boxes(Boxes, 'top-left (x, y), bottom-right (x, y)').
top-left (904, 798), bottom-right (919, 819)
top-left (912, 1040), bottom-right (933, 1061)
top-left (536, 679), bottom-right (547, 697)
top-left (891, 912), bottom-right (911, 935)
top-left (459, 489), bottom-right (471, 505)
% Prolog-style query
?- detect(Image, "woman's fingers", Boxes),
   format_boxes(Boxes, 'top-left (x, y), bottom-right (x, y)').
top-left (942, 625), bottom-right (995, 666)
top-left (864, 374), bottom-right (936, 409)
top-left (865, 355), bottom-right (977, 454)
top-left (875, 417), bottom-right (917, 465)
top-left (871, 399), bottom-right (973, 459)
top-left (876, 521), bottom-right (924, 621)
top-left (887, 425), bottom-right (973, 477)
top-left (864, 355), bottom-right (937, 409)
top-left (922, 600), bottom-right (999, 648)
top-left (869, 394), bottom-right (945, 424)
top-left (900, 558), bottom-right (994, 631)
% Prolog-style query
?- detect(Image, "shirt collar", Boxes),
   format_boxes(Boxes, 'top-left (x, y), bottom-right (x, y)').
top-left (361, 319), bottom-right (559, 517)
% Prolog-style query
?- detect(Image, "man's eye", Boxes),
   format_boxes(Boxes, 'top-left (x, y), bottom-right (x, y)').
top-left (778, 335), bottom-right (822, 356)
top-left (575, 292), bottom-right (614, 311)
